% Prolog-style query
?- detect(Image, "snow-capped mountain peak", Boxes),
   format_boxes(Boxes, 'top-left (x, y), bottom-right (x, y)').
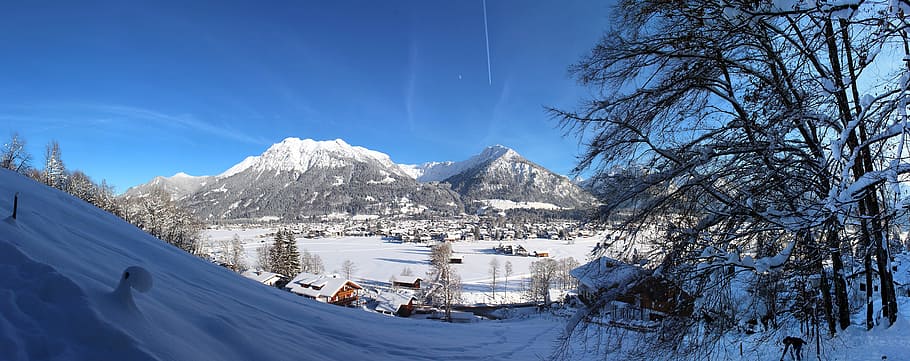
top-left (406, 145), bottom-right (521, 183)
top-left (477, 144), bottom-right (520, 163)
top-left (171, 172), bottom-right (197, 178)
top-left (218, 137), bottom-right (401, 178)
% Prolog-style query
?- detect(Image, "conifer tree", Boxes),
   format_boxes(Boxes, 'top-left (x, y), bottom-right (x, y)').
top-left (269, 229), bottom-right (287, 276)
top-left (284, 230), bottom-right (301, 276)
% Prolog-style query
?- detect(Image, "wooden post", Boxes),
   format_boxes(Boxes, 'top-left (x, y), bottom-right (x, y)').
top-left (12, 192), bottom-right (18, 219)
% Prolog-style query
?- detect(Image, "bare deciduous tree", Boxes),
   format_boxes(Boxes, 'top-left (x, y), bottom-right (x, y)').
top-left (489, 257), bottom-right (500, 302)
top-left (424, 242), bottom-right (462, 322)
top-left (341, 259), bottom-right (356, 280)
top-left (552, 0), bottom-right (910, 357)
top-left (1, 133), bottom-right (31, 173)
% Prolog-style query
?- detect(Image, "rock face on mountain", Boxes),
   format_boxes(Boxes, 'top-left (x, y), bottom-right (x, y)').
top-left (184, 138), bottom-right (463, 220)
top-left (123, 172), bottom-right (211, 201)
top-left (408, 145), bottom-right (595, 210)
top-left (127, 138), bottom-right (593, 221)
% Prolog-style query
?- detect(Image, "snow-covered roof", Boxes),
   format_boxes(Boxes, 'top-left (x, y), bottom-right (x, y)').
top-left (241, 270), bottom-right (285, 284)
top-left (286, 272), bottom-right (362, 299)
top-left (570, 257), bottom-right (646, 291)
top-left (374, 291), bottom-right (416, 314)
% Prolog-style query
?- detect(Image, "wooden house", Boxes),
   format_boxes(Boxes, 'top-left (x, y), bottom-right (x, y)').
top-left (392, 275), bottom-right (422, 290)
top-left (373, 291), bottom-right (417, 317)
top-left (285, 272), bottom-right (363, 306)
top-left (571, 257), bottom-right (693, 323)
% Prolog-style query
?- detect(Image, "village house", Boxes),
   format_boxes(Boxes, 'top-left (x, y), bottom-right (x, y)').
top-left (571, 257), bottom-right (693, 324)
top-left (285, 272), bottom-right (363, 306)
top-left (372, 290), bottom-right (417, 317)
top-left (845, 255), bottom-right (910, 309)
top-left (392, 275), bottom-right (422, 290)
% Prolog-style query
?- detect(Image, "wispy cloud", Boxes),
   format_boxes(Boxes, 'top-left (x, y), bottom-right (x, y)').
top-left (0, 103), bottom-right (270, 145)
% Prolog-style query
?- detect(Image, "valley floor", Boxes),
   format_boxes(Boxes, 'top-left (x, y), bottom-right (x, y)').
top-left (204, 229), bottom-right (602, 304)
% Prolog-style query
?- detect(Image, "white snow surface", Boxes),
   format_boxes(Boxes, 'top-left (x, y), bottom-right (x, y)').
top-left (0, 169), bottom-right (565, 360)
top-left (477, 199), bottom-right (564, 211)
top-left (207, 229), bottom-right (599, 304)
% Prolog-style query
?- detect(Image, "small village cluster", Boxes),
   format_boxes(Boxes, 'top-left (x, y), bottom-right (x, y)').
top-left (262, 215), bottom-right (601, 242)
top-left (240, 268), bottom-right (426, 319)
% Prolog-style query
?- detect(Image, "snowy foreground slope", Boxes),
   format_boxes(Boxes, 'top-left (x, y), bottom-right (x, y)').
top-left (0, 169), bottom-right (561, 361)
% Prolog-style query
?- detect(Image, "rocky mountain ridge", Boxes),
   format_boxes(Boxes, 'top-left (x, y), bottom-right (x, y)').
top-left (125, 138), bottom-right (594, 221)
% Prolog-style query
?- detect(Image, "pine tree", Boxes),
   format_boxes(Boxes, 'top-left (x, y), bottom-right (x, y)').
top-left (269, 229), bottom-right (287, 276)
top-left (283, 230), bottom-right (300, 276)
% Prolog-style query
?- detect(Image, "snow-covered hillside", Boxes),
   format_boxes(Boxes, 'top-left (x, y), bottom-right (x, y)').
top-left (0, 169), bottom-right (563, 360)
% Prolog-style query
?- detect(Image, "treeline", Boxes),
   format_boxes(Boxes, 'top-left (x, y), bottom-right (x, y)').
top-left (1, 133), bottom-right (203, 254)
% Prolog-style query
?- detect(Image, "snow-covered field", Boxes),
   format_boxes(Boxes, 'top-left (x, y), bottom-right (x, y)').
top-left (205, 228), bottom-right (600, 304)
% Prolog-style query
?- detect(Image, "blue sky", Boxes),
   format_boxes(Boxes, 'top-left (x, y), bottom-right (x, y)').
top-left (0, 1), bottom-right (610, 192)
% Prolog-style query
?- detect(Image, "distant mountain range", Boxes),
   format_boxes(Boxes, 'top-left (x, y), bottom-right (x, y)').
top-left (124, 138), bottom-right (594, 221)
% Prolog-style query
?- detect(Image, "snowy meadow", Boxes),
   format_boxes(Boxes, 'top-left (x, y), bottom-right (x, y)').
top-left (204, 228), bottom-right (601, 304)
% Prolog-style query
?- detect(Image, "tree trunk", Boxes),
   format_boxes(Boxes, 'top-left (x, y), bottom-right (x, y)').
top-left (827, 228), bottom-right (851, 330)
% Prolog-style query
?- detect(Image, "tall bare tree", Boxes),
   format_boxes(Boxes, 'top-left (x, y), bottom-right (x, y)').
top-left (552, 0), bottom-right (910, 357)
top-left (489, 257), bottom-right (500, 302)
top-left (341, 259), bottom-right (356, 280)
top-left (425, 242), bottom-right (462, 322)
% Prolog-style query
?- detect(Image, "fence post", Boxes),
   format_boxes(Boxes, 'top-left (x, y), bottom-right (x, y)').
top-left (12, 192), bottom-right (18, 219)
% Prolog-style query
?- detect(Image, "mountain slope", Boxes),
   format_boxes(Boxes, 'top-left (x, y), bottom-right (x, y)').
top-left (127, 139), bottom-right (593, 220)
top-left (123, 172), bottom-right (211, 201)
top-left (410, 145), bottom-right (594, 210)
top-left (181, 138), bottom-right (462, 220)
top-left (0, 169), bottom-right (562, 360)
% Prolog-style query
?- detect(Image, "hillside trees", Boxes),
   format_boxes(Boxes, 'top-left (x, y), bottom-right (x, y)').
top-left (3, 132), bottom-right (203, 258)
top-left (552, 0), bottom-right (910, 356)
top-left (123, 187), bottom-right (202, 254)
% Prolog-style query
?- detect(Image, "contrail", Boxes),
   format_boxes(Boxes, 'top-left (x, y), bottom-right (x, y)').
top-left (482, 0), bottom-right (492, 85)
